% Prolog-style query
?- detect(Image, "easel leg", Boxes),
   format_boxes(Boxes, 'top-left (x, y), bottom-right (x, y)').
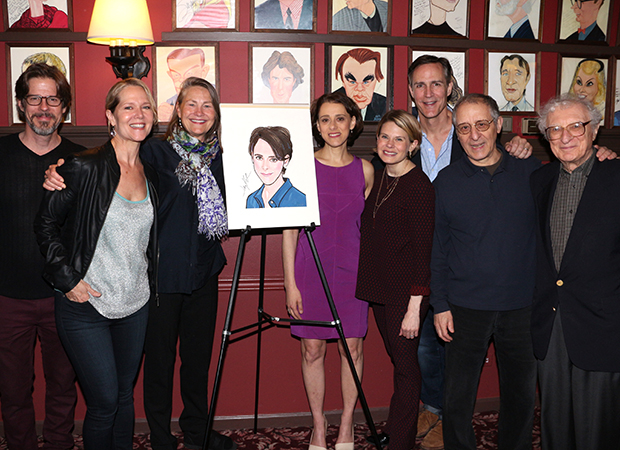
top-left (202, 227), bottom-right (251, 450)
top-left (253, 230), bottom-right (267, 433)
top-left (304, 225), bottom-right (383, 449)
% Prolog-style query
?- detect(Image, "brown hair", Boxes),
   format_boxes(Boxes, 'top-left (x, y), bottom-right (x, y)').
top-left (310, 92), bottom-right (364, 148)
top-left (335, 48), bottom-right (384, 83)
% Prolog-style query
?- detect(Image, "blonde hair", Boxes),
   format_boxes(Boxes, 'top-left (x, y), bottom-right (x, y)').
top-left (569, 59), bottom-right (606, 107)
top-left (376, 110), bottom-right (422, 156)
top-left (105, 78), bottom-right (158, 135)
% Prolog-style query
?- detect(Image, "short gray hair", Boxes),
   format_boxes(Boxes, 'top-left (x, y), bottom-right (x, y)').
top-left (537, 93), bottom-right (602, 137)
top-left (452, 93), bottom-right (501, 127)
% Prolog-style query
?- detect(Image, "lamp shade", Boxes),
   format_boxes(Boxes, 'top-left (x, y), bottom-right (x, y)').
top-left (87, 0), bottom-right (154, 46)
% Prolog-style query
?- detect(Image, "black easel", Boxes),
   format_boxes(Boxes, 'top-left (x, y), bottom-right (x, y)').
top-left (202, 224), bottom-right (383, 450)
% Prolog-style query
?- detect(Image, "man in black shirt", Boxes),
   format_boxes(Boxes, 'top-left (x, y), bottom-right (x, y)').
top-left (0, 63), bottom-right (83, 450)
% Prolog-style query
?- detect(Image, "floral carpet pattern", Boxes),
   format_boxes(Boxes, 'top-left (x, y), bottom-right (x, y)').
top-left (1, 409), bottom-right (541, 449)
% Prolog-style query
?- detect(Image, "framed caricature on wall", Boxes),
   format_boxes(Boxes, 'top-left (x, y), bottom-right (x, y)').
top-left (330, 0), bottom-right (391, 33)
top-left (556, 0), bottom-right (610, 43)
top-left (560, 56), bottom-right (608, 122)
top-left (173, 0), bottom-right (237, 30)
top-left (153, 44), bottom-right (218, 123)
top-left (328, 45), bottom-right (392, 122)
top-left (486, 51), bottom-right (537, 113)
top-left (7, 44), bottom-right (74, 125)
top-left (485, 0), bottom-right (541, 40)
top-left (252, 0), bottom-right (316, 31)
top-left (3, 0), bottom-right (72, 30)
top-left (410, 0), bottom-right (468, 37)
top-left (250, 44), bottom-right (313, 105)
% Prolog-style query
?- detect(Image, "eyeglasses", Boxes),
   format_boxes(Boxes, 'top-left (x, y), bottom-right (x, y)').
top-left (545, 121), bottom-right (591, 141)
top-left (455, 119), bottom-right (494, 135)
top-left (569, 0), bottom-right (595, 9)
top-left (24, 95), bottom-right (62, 107)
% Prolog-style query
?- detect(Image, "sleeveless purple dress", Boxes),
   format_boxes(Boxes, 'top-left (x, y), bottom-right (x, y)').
top-left (291, 157), bottom-right (369, 339)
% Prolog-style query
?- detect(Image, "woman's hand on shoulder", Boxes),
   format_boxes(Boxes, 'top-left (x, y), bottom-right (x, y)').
top-left (65, 279), bottom-right (101, 303)
top-left (285, 285), bottom-right (304, 320)
top-left (361, 158), bottom-right (375, 199)
top-left (43, 158), bottom-right (66, 191)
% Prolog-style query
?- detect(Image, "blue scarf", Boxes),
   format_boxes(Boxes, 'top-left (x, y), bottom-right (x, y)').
top-left (169, 128), bottom-right (228, 239)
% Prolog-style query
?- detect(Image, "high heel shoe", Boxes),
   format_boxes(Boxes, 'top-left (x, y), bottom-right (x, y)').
top-left (334, 425), bottom-right (355, 450)
top-left (308, 416), bottom-right (328, 450)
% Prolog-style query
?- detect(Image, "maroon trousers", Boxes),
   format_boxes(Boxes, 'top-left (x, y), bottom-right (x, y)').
top-left (371, 298), bottom-right (429, 450)
top-left (0, 295), bottom-right (77, 450)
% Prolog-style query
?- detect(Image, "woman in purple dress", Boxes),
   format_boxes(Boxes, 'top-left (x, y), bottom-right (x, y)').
top-left (282, 93), bottom-right (374, 450)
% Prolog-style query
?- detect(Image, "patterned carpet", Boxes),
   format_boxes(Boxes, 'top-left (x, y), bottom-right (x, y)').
top-left (0, 409), bottom-right (541, 449)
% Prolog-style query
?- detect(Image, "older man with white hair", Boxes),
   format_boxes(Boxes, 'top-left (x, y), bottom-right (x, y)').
top-left (531, 94), bottom-right (620, 450)
top-left (496, 0), bottom-right (535, 38)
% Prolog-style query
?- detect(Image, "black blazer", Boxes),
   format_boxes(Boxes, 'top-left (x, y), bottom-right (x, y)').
top-left (530, 158), bottom-right (620, 372)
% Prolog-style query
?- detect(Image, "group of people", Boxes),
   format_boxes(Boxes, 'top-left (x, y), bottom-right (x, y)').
top-left (0, 52), bottom-right (618, 450)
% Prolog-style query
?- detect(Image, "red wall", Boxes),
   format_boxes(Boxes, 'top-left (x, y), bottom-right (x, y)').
top-left (7, 0), bottom-right (618, 425)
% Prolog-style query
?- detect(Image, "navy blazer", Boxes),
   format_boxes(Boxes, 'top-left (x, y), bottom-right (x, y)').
top-left (566, 22), bottom-right (606, 41)
top-left (504, 18), bottom-right (535, 39)
top-left (530, 158), bottom-right (620, 372)
top-left (254, 0), bottom-right (313, 29)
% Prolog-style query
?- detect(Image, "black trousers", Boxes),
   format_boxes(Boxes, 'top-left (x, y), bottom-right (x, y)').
top-left (443, 304), bottom-right (536, 450)
top-left (143, 275), bottom-right (219, 450)
top-left (537, 309), bottom-right (620, 450)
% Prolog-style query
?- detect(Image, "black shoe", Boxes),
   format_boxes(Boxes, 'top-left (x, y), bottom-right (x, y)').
top-left (365, 432), bottom-right (389, 447)
top-left (208, 431), bottom-right (238, 450)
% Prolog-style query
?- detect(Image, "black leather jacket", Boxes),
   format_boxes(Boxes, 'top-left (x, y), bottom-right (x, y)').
top-left (35, 141), bottom-right (159, 295)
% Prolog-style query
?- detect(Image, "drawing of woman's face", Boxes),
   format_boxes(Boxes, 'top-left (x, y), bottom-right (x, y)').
top-left (251, 139), bottom-right (288, 186)
top-left (572, 66), bottom-right (599, 103)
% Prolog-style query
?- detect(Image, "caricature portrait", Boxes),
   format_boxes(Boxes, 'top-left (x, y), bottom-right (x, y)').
top-left (558, 0), bottom-right (609, 41)
top-left (410, 0), bottom-right (467, 36)
top-left (246, 126), bottom-right (307, 209)
top-left (487, 0), bottom-right (540, 39)
top-left (155, 46), bottom-right (216, 122)
top-left (331, 0), bottom-right (389, 33)
top-left (220, 104), bottom-right (319, 230)
top-left (9, 46), bottom-right (72, 124)
top-left (7, 0), bottom-right (69, 29)
top-left (487, 52), bottom-right (536, 113)
top-left (562, 58), bottom-right (607, 120)
top-left (332, 47), bottom-right (387, 122)
top-left (175, 0), bottom-right (234, 29)
top-left (253, 0), bottom-right (314, 30)
top-left (252, 46), bottom-right (312, 105)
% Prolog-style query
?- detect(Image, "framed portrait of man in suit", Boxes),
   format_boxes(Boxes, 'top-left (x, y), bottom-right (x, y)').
top-left (8, 44), bottom-right (74, 124)
top-left (250, 44), bottom-right (313, 105)
top-left (328, 45), bottom-right (392, 123)
top-left (485, 0), bottom-right (541, 40)
top-left (173, 0), bottom-right (237, 30)
top-left (153, 44), bottom-right (218, 123)
top-left (556, 0), bottom-right (610, 43)
top-left (486, 51), bottom-right (538, 114)
top-left (252, 0), bottom-right (316, 31)
top-left (410, 0), bottom-right (468, 37)
top-left (560, 56), bottom-right (608, 122)
top-left (330, 0), bottom-right (391, 34)
top-left (3, 0), bottom-right (72, 30)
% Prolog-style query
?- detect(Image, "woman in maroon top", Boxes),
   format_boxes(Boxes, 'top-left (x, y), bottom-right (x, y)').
top-left (356, 110), bottom-right (435, 450)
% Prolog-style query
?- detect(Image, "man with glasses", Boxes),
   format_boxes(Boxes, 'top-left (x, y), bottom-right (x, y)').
top-left (0, 63), bottom-right (83, 450)
top-left (531, 94), bottom-right (620, 449)
top-left (566, 0), bottom-right (605, 41)
top-left (430, 93), bottom-right (540, 450)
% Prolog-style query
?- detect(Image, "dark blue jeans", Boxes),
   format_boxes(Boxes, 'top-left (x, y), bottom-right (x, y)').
top-left (417, 306), bottom-right (445, 417)
top-left (443, 304), bottom-right (536, 450)
top-left (55, 294), bottom-right (148, 450)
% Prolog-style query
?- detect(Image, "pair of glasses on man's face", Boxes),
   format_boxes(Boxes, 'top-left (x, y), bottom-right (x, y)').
top-left (569, 0), bottom-right (595, 8)
top-left (455, 119), bottom-right (494, 135)
top-left (24, 95), bottom-right (62, 107)
top-left (544, 121), bottom-right (591, 141)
